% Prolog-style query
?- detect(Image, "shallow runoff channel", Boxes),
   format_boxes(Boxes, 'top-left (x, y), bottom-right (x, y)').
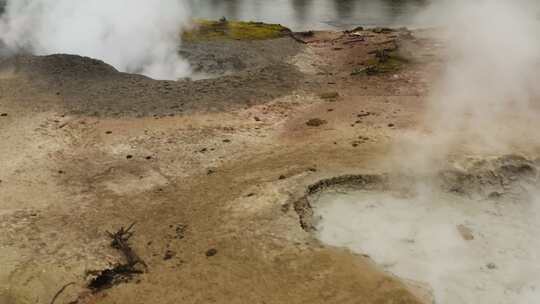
top-left (313, 186), bottom-right (540, 303)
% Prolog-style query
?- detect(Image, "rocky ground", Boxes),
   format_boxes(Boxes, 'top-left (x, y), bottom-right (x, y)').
top-left (0, 25), bottom-right (537, 304)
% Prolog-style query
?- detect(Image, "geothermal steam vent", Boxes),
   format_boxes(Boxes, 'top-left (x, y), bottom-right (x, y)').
top-left (299, 156), bottom-right (540, 304)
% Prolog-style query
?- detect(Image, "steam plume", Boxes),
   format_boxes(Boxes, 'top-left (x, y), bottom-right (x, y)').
top-left (393, 0), bottom-right (540, 174)
top-left (0, 0), bottom-right (191, 80)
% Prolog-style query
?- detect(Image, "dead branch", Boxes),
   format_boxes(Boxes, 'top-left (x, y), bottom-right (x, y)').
top-left (106, 222), bottom-right (147, 268)
top-left (50, 282), bottom-right (75, 304)
top-left (88, 223), bottom-right (147, 292)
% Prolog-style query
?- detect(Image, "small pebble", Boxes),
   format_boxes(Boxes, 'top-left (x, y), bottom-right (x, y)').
top-left (206, 248), bottom-right (218, 257)
top-left (163, 250), bottom-right (175, 261)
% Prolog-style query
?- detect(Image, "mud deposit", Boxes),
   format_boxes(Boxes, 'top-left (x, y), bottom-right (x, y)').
top-left (308, 156), bottom-right (540, 304)
top-left (0, 27), bottom-right (433, 304)
top-left (2, 18), bottom-right (539, 303)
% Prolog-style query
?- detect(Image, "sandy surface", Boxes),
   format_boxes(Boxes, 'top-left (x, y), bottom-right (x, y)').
top-left (1, 27), bottom-right (533, 304)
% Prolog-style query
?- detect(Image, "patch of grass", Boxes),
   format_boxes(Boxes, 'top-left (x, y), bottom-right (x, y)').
top-left (183, 19), bottom-right (291, 42)
top-left (351, 51), bottom-right (410, 76)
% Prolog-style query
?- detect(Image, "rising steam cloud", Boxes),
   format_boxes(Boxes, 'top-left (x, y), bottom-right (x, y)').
top-left (392, 0), bottom-right (540, 175)
top-left (426, 0), bottom-right (540, 148)
top-left (0, 0), bottom-right (191, 80)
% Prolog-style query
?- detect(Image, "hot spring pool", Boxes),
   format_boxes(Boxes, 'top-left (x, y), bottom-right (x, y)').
top-left (313, 189), bottom-right (540, 304)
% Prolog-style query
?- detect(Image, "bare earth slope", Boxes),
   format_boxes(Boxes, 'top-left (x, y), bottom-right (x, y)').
top-left (0, 28), bottom-right (489, 304)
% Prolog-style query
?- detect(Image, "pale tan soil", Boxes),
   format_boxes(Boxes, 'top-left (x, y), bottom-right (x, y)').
top-left (0, 28), bottom-right (519, 304)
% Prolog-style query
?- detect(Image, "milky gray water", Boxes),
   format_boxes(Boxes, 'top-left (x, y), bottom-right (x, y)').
top-left (190, 0), bottom-right (429, 31)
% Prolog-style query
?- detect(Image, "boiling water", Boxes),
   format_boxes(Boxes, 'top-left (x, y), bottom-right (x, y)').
top-left (314, 190), bottom-right (540, 304)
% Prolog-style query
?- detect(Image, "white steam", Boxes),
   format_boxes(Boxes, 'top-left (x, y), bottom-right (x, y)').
top-left (0, 0), bottom-right (191, 80)
top-left (390, 0), bottom-right (540, 176)
top-left (315, 1), bottom-right (540, 304)
top-left (427, 0), bottom-right (540, 150)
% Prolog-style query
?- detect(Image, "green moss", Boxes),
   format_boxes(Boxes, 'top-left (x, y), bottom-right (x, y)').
top-left (351, 51), bottom-right (410, 76)
top-left (183, 19), bottom-right (291, 42)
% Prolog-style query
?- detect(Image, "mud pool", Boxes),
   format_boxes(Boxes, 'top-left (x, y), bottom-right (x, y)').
top-left (313, 187), bottom-right (540, 303)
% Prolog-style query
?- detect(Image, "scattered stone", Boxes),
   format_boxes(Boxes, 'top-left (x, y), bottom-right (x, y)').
top-left (58, 170), bottom-right (65, 174)
top-left (319, 92), bottom-right (340, 99)
top-left (327, 108), bottom-right (334, 112)
top-left (487, 263), bottom-right (497, 270)
top-left (388, 123), bottom-right (395, 127)
top-left (0, 113), bottom-right (8, 117)
top-left (457, 224), bottom-right (474, 241)
top-left (246, 193), bottom-right (256, 197)
top-left (126, 155), bottom-right (133, 159)
top-left (306, 118), bottom-right (327, 127)
top-left (199, 148), bottom-right (208, 153)
top-left (206, 248), bottom-right (218, 257)
top-left (308, 167), bottom-right (317, 172)
top-left (223, 139), bottom-right (231, 143)
top-left (296, 30), bottom-right (314, 38)
top-left (357, 112), bottom-right (371, 118)
top-left (488, 192), bottom-right (502, 199)
top-left (145, 156), bottom-right (152, 160)
top-left (105, 131), bottom-right (113, 134)
top-left (163, 250), bottom-right (175, 261)
top-left (279, 175), bottom-right (287, 180)
top-left (254, 116), bottom-right (261, 122)
top-left (372, 27), bottom-right (394, 34)
top-left (207, 169), bottom-right (216, 175)
top-left (174, 224), bottom-right (187, 239)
